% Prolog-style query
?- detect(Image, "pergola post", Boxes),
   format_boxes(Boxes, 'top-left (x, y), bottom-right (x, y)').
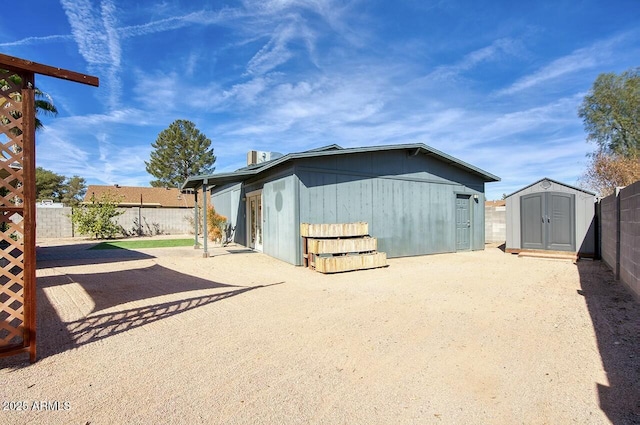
top-left (22, 73), bottom-right (37, 363)
top-left (193, 190), bottom-right (199, 248)
top-left (0, 53), bottom-right (98, 363)
top-left (202, 180), bottom-right (209, 257)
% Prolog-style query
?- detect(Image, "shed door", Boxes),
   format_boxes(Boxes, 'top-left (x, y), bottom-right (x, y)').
top-left (521, 192), bottom-right (574, 251)
top-left (521, 194), bottom-right (544, 250)
top-left (547, 193), bottom-right (574, 251)
top-left (455, 195), bottom-right (471, 251)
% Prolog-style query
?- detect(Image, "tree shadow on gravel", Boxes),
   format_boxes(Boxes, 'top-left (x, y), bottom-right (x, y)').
top-left (37, 264), bottom-right (239, 313)
top-left (36, 242), bottom-right (155, 267)
top-left (1, 261), bottom-right (283, 368)
top-left (576, 260), bottom-right (640, 425)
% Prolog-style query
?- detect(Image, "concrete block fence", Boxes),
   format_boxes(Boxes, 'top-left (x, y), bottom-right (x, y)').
top-left (598, 180), bottom-right (640, 302)
top-left (484, 201), bottom-right (506, 244)
top-left (36, 207), bottom-right (194, 240)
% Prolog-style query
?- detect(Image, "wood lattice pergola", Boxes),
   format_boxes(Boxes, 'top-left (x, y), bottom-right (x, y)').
top-left (0, 53), bottom-right (98, 363)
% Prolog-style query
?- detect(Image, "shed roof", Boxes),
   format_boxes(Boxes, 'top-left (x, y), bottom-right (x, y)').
top-left (182, 143), bottom-right (500, 191)
top-left (505, 178), bottom-right (596, 198)
top-left (85, 185), bottom-right (195, 208)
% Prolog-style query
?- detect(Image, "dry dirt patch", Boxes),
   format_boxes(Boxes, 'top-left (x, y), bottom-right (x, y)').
top-left (1, 243), bottom-right (638, 424)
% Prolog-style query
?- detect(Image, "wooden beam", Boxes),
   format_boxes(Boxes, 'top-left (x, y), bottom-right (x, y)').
top-left (0, 53), bottom-right (99, 87)
top-left (22, 75), bottom-right (37, 363)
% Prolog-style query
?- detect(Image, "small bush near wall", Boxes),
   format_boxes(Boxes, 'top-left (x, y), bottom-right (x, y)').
top-left (71, 193), bottom-right (124, 239)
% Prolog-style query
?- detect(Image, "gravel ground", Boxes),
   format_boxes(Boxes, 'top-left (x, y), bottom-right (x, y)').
top-left (1, 240), bottom-right (638, 424)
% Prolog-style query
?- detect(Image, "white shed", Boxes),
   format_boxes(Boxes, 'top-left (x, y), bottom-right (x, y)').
top-left (506, 178), bottom-right (596, 256)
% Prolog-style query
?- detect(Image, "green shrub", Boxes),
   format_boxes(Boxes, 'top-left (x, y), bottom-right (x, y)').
top-left (71, 192), bottom-right (124, 239)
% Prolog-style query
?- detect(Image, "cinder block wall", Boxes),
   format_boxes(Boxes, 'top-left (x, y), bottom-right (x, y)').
top-left (116, 207), bottom-right (194, 235)
top-left (600, 193), bottom-right (619, 277)
top-left (36, 207), bottom-right (73, 238)
top-left (619, 181), bottom-right (640, 301)
top-left (598, 180), bottom-right (640, 301)
top-left (484, 202), bottom-right (506, 243)
top-left (36, 207), bottom-right (195, 239)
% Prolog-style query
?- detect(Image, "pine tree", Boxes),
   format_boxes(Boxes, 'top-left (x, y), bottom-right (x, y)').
top-left (145, 120), bottom-right (216, 188)
top-left (61, 175), bottom-right (87, 207)
top-left (35, 167), bottom-right (87, 205)
top-left (35, 167), bottom-right (65, 201)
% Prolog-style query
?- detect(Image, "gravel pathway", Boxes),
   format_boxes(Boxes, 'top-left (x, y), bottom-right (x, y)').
top-left (1, 242), bottom-right (638, 424)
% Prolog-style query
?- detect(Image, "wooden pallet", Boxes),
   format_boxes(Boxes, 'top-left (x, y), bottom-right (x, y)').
top-left (315, 252), bottom-right (388, 273)
top-left (301, 222), bottom-right (387, 273)
top-left (300, 222), bottom-right (368, 238)
top-left (307, 237), bottom-right (377, 255)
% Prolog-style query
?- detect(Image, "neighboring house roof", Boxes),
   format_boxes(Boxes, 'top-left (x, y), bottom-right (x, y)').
top-left (182, 143), bottom-right (500, 190)
top-left (85, 185), bottom-right (195, 208)
top-left (505, 178), bottom-right (595, 198)
top-left (485, 200), bottom-right (506, 207)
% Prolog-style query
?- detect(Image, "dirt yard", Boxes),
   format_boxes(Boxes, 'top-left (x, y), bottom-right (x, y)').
top-left (1, 239), bottom-right (638, 424)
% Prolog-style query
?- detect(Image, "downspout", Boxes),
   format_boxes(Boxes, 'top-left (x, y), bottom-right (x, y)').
top-left (202, 179), bottom-right (209, 257)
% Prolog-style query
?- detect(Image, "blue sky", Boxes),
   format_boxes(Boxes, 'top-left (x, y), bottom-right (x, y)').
top-left (1, 0), bottom-right (638, 199)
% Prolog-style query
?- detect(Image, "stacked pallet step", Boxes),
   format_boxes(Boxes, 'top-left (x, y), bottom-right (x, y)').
top-left (301, 222), bottom-right (387, 273)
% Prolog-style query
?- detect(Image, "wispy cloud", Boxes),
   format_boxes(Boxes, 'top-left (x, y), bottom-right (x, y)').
top-left (118, 9), bottom-right (239, 38)
top-left (60, 0), bottom-right (122, 109)
top-left (37, 113), bottom-right (156, 186)
top-left (425, 38), bottom-right (524, 82)
top-left (498, 32), bottom-right (636, 96)
top-left (0, 34), bottom-right (72, 47)
top-left (246, 23), bottom-right (298, 75)
top-left (7, 1), bottom-right (636, 199)
top-left (474, 95), bottom-right (582, 141)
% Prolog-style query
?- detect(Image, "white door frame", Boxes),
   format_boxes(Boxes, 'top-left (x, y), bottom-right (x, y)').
top-left (246, 190), bottom-right (263, 251)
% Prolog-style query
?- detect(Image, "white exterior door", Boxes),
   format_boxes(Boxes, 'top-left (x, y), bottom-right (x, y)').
top-left (246, 191), bottom-right (263, 251)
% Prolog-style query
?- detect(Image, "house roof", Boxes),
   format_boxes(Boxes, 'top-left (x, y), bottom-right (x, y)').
top-left (85, 185), bottom-right (195, 208)
top-left (505, 178), bottom-right (596, 198)
top-left (182, 143), bottom-right (500, 191)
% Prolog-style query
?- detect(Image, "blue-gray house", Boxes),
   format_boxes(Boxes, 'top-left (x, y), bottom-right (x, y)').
top-left (182, 144), bottom-right (500, 265)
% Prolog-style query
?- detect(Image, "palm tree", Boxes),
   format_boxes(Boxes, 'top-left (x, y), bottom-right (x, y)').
top-left (1, 71), bottom-right (58, 131)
